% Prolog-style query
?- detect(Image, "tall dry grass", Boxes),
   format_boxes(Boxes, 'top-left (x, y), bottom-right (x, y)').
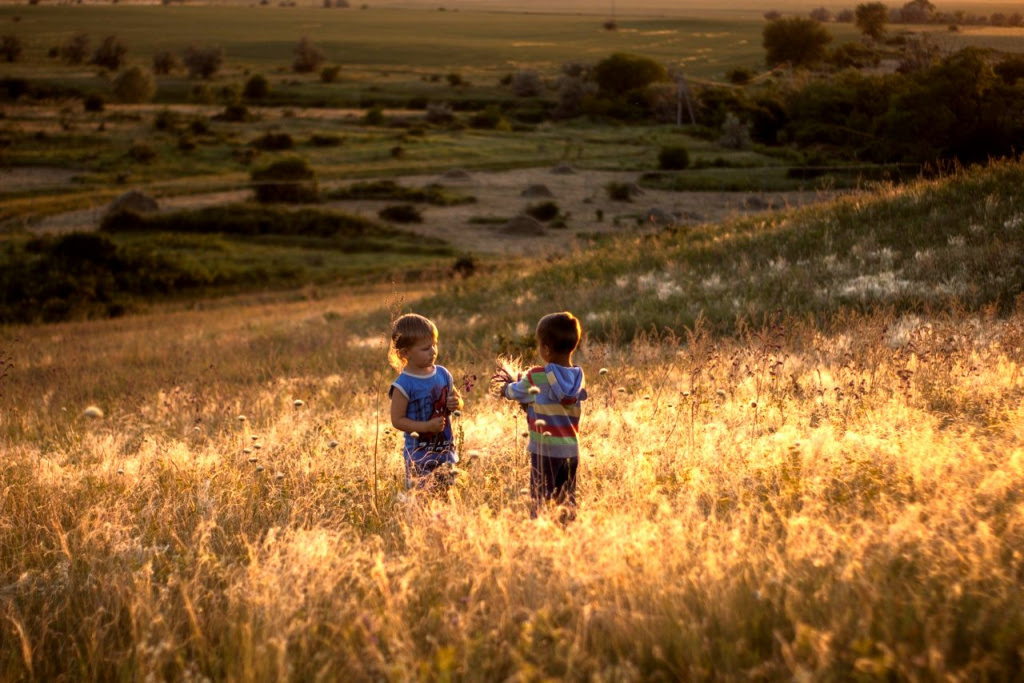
top-left (1, 286), bottom-right (1022, 679)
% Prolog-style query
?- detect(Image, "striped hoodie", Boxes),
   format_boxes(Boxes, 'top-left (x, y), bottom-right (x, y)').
top-left (503, 364), bottom-right (587, 458)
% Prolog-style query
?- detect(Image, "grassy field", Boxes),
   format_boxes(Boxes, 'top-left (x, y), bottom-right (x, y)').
top-left (1, 156), bottom-right (1022, 679)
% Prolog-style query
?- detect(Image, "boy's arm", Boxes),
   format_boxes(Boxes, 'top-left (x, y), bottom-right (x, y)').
top-left (502, 367), bottom-right (545, 403)
top-left (390, 389), bottom-right (445, 434)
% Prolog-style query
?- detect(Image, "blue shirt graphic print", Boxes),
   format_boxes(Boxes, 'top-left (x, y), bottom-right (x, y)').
top-left (389, 365), bottom-right (458, 469)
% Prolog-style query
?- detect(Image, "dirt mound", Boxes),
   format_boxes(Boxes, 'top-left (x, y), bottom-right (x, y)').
top-left (500, 214), bottom-right (546, 236)
top-left (521, 184), bottom-right (553, 198)
top-left (550, 163), bottom-right (575, 175)
top-left (439, 168), bottom-right (472, 182)
top-left (106, 189), bottom-right (159, 216)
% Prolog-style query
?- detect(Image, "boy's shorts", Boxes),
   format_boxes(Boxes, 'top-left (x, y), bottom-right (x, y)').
top-left (529, 452), bottom-right (579, 508)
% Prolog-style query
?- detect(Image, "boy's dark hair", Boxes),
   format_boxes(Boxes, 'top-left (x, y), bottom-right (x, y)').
top-left (536, 312), bottom-right (581, 354)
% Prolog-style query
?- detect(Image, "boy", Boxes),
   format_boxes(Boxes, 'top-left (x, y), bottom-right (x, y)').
top-left (493, 312), bottom-right (587, 521)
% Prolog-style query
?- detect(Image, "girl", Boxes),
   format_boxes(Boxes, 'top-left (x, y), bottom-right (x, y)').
top-left (388, 313), bottom-right (463, 490)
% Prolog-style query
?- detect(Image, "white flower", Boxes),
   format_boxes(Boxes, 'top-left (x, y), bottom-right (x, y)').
top-left (82, 405), bottom-right (104, 419)
top-left (293, 399), bottom-right (304, 408)
top-left (534, 419), bottom-right (547, 428)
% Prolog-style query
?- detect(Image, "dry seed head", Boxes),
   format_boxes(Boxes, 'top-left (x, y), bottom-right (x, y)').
top-left (82, 405), bottom-right (104, 419)
top-left (521, 431), bottom-right (529, 438)
top-left (237, 415), bottom-right (247, 422)
top-left (248, 456), bottom-right (258, 463)
top-left (453, 409), bottom-right (462, 417)
top-left (255, 464), bottom-right (265, 472)
top-left (528, 386), bottom-right (541, 395)
top-left (616, 387), bottom-right (626, 394)
top-left (535, 419), bottom-right (547, 428)
top-left (410, 431), bottom-right (419, 438)
top-left (275, 472), bottom-right (285, 481)
top-left (599, 367), bottom-right (609, 375)
top-left (243, 448), bottom-right (252, 454)
top-left (116, 468), bottom-right (124, 475)
top-left (328, 440), bottom-right (339, 449)
top-left (293, 399), bottom-right (304, 408)
top-left (254, 443), bottom-right (262, 450)
top-left (251, 435), bottom-right (259, 441)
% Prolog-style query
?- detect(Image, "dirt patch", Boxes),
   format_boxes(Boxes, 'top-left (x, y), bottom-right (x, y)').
top-left (1, 167), bottom-right (81, 193)
top-left (24, 167), bottom-right (843, 254)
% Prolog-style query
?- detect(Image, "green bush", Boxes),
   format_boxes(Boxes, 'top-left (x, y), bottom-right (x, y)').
top-left (469, 105), bottom-right (509, 130)
top-left (251, 132), bottom-right (294, 150)
top-left (524, 200), bottom-right (560, 222)
top-left (243, 73), bottom-right (270, 99)
top-left (658, 146), bottom-right (690, 170)
top-left (250, 157), bottom-right (319, 203)
top-left (320, 65), bottom-right (341, 83)
top-left (309, 133), bottom-right (343, 147)
top-left (378, 204), bottom-right (423, 223)
top-left (92, 35), bottom-right (127, 71)
top-left (605, 181), bottom-right (639, 202)
top-left (113, 65), bottom-right (155, 104)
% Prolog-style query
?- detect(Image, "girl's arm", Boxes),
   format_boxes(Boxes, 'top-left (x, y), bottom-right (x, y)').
top-left (390, 392), bottom-right (445, 434)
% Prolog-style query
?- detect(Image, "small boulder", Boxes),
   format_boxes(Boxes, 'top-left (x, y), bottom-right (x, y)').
top-left (106, 189), bottom-right (158, 217)
top-left (500, 214), bottom-right (546, 236)
top-left (521, 184), bottom-right (553, 198)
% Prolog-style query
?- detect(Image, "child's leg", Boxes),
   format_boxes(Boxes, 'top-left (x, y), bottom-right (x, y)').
top-left (552, 456), bottom-right (579, 522)
top-left (529, 452), bottom-right (559, 518)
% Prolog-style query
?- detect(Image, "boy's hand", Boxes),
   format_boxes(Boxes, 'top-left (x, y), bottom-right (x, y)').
top-left (423, 416), bottom-right (446, 433)
top-left (446, 387), bottom-right (462, 412)
top-left (490, 369), bottom-right (514, 397)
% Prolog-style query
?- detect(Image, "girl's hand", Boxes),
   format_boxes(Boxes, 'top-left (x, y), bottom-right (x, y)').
top-left (490, 369), bottom-right (513, 397)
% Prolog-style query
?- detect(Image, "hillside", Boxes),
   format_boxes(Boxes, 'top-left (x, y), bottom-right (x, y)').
top-left (0, 159), bottom-right (1022, 680)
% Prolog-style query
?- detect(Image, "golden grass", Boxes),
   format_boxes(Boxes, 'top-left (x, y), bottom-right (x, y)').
top-left (1, 289), bottom-right (1023, 679)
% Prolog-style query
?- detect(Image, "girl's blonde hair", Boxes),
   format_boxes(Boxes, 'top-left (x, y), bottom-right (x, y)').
top-left (389, 313), bottom-right (438, 370)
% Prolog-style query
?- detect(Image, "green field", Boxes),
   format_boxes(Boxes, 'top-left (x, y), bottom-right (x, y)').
top-left (0, 5), bottom-right (841, 79)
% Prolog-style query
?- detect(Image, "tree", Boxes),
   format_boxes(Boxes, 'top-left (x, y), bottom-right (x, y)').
top-left (292, 37), bottom-right (325, 73)
top-left (243, 73), bottom-right (270, 99)
top-left (855, 2), bottom-right (889, 41)
top-left (60, 32), bottom-right (90, 65)
top-left (899, 0), bottom-right (935, 24)
top-left (510, 69), bottom-right (543, 97)
top-left (113, 65), bottom-right (156, 103)
top-left (763, 17), bottom-right (833, 68)
top-left (92, 35), bottom-right (127, 71)
top-left (183, 44), bottom-right (223, 79)
top-left (810, 7), bottom-right (832, 22)
top-left (152, 50), bottom-right (181, 75)
top-left (593, 53), bottom-right (666, 97)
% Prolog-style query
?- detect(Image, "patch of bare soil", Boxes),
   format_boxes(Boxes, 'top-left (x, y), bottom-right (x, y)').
top-left (25, 168), bottom-right (841, 254)
top-left (1, 167), bottom-right (80, 193)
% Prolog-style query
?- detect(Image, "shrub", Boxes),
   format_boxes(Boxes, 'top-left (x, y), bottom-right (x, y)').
top-left (190, 118), bottom-right (210, 135)
top-left (183, 44), bottom-right (223, 79)
top-left (995, 55), bottom-right (1024, 85)
top-left (243, 73), bottom-right (270, 99)
top-left (153, 108), bottom-right (180, 131)
top-left (0, 35), bottom-right (23, 63)
top-left (469, 105), bottom-right (508, 130)
top-left (320, 65), bottom-right (341, 83)
top-left (605, 181), bottom-right (639, 202)
top-left (83, 93), bottom-right (105, 112)
top-left (128, 140), bottom-right (157, 163)
top-left (378, 204), bottom-right (422, 222)
top-left (250, 156), bottom-right (318, 203)
top-left (809, 6), bottom-right (832, 22)
top-left (113, 65), bottom-right (156, 104)
top-left (293, 37), bottom-right (326, 73)
top-left (510, 69), bottom-right (543, 97)
top-left (593, 53), bottom-right (667, 97)
top-left (251, 132), bottom-right (294, 150)
top-left (658, 146), bottom-right (690, 170)
top-left (763, 16), bottom-right (832, 67)
top-left (92, 35), bottom-right (127, 70)
top-left (726, 67), bottom-right (753, 85)
top-left (363, 106), bottom-right (384, 125)
top-left (309, 133), bottom-right (343, 147)
top-left (425, 102), bottom-right (455, 124)
top-left (60, 32), bottom-right (90, 65)
top-left (524, 200), bottom-right (560, 222)
top-left (152, 49), bottom-right (181, 75)
top-left (218, 104), bottom-right (252, 122)
top-left (719, 112), bottom-right (751, 150)
top-left (446, 72), bottom-right (464, 87)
